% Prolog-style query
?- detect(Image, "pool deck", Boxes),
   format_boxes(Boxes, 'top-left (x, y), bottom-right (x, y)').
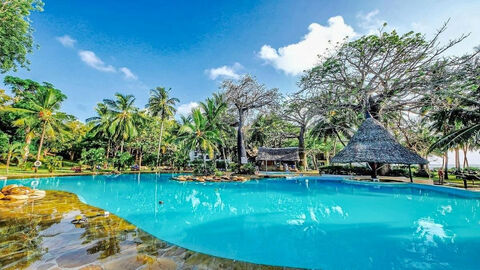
top-left (0, 191), bottom-right (294, 270)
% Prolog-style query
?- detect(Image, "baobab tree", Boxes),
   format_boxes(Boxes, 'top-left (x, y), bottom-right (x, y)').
top-left (222, 75), bottom-right (279, 165)
top-left (281, 94), bottom-right (317, 169)
top-left (300, 23), bottom-right (467, 121)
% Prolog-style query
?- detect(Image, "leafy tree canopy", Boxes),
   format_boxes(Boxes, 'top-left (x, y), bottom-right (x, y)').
top-left (0, 0), bottom-right (44, 73)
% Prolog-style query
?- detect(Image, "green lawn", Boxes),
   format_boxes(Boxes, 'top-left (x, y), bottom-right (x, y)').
top-left (0, 164), bottom-right (154, 179)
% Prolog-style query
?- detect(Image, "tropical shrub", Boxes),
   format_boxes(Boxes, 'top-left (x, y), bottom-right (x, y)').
top-left (45, 155), bottom-right (63, 172)
top-left (319, 165), bottom-right (371, 176)
top-left (0, 131), bottom-right (9, 153)
top-left (114, 151), bottom-right (133, 170)
top-left (192, 159), bottom-right (216, 175)
top-left (236, 162), bottom-right (255, 175)
top-left (81, 148), bottom-right (105, 171)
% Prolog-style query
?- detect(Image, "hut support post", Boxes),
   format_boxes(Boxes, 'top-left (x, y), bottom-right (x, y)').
top-left (408, 165), bottom-right (413, 183)
top-left (265, 160), bottom-right (267, 172)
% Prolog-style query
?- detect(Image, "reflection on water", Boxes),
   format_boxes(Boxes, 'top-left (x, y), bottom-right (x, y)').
top-left (3, 174), bottom-right (480, 269)
top-left (0, 190), bottom-right (280, 270)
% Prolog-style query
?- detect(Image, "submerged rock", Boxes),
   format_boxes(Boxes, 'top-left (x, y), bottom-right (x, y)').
top-left (0, 190), bottom-right (291, 270)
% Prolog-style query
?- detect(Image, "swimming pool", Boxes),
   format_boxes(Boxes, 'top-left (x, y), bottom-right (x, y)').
top-left (4, 174), bottom-right (480, 269)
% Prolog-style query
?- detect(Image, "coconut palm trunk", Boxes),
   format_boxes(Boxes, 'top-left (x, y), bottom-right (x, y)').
top-left (156, 119), bottom-right (165, 168)
top-left (6, 151), bottom-right (12, 175)
top-left (23, 128), bottom-right (33, 161)
top-left (454, 148), bottom-right (460, 170)
top-left (463, 144), bottom-right (469, 169)
top-left (221, 144), bottom-right (228, 170)
top-left (444, 151), bottom-right (449, 181)
top-left (34, 122), bottom-right (47, 173)
top-left (36, 122), bottom-right (47, 161)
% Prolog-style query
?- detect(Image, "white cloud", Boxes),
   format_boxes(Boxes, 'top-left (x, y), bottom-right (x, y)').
top-left (258, 16), bottom-right (356, 75)
top-left (119, 67), bottom-right (138, 80)
top-left (78, 50), bottom-right (116, 72)
top-left (206, 62), bottom-right (243, 80)
top-left (56, 35), bottom-right (76, 48)
top-left (177, 102), bottom-right (199, 116)
top-left (357, 9), bottom-right (386, 34)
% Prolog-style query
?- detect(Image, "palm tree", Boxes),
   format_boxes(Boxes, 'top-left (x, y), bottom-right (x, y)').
top-left (146, 87), bottom-right (179, 167)
top-left (103, 93), bottom-right (144, 153)
top-left (87, 103), bottom-right (114, 158)
top-left (1, 141), bottom-right (23, 174)
top-left (249, 115), bottom-right (269, 148)
top-left (11, 115), bottom-right (37, 161)
top-left (177, 109), bottom-right (221, 164)
top-left (429, 95), bottom-right (480, 152)
top-left (200, 95), bottom-right (231, 168)
top-left (13, 87), bottom-right (70, 170)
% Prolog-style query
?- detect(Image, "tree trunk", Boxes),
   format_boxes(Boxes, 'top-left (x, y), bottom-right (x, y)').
top-left (463, 145), bottom-right (469, 169)
top-left (23, 128), bottom-right (32, 161)
top-left (156, 120), bottom-right (165, 167)
top-left (334, 130), bottom-right (345, 147)
top-left (237, 109), bottom-right (247, 165)
top-left (221, 144), bottom-right (228, 170)
top-left (369, 162), bottom-right (378, 179)
top-left (120, 140), bottom-right (124, 153)
top-left (367, 96), bottom-right (381, 120)
top-left (298, 126), bottom-right (306, 170)
top-left (106, 141), bottom-right (111, 159)
top-left (36, 122), bottom-right (47, 161)
top-left (34, 122), bottom-right (47, 173)
top-left (454, 148), bottom-right (460, 170)
top-left (444, 151), bottom-right (449, 180)
top-left (326, 146), bottom-right (331, 163)
top-left (6, 151), bottom-right (12, 175)
top-left (139, 147), bottom-right (143, 168)
top-left (332, 136), bottom-right (337, 156)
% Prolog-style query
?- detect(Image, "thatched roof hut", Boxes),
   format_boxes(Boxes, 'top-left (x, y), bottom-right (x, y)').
top-left (256, 147), bottom-right (300, 162)
top-left (331, 114), bottom-right (428, 180)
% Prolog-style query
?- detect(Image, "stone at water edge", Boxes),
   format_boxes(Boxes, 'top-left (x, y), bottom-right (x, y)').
top-left (29, 190), bottom-right (46, 200)
top-left (6, 186), bottom-right (32, 195)
top-left (1, 184), bottom-right (18, 194)
top-left (32, 189), bottom-right (46, 196)
top-left (5, 194), bottom-right (29, 201)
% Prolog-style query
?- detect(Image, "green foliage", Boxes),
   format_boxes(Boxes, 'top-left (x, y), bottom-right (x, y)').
top-left (22, 161), bottom-right (33, 170)
top-left (45, 155), bottom-right (62, 173)
top-left (104, 93), bottom-right (145, 145)
top-left (146, 87), bottom-right (179, 167)
top-left (319, 165), bottom-right (371, 176)
top-left (236, 162), bottom-right (255, 175)
top-left (0, 131), bottom-right (9, 153)
top-left (0, 0), bottom-right (44, 73)
top-left (81, 148), bottom-right (105, 171)
top-left (192, 160), bottom-right (216, 176)
top-left (147, 87), bottom-right (179, 120)
top-left (319, 165), bottom-right (416, 177)
top-left (113, 152), bottom-right (133, 170)
top-left (177, 109), bottom-right (221, 159)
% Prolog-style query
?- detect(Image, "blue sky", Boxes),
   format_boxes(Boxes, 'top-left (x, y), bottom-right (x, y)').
top-left (1, 0), bottom-right (479, 122)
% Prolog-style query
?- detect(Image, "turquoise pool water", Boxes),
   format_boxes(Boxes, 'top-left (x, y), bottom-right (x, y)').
top-left (4, 174), bottom-right (480, 269)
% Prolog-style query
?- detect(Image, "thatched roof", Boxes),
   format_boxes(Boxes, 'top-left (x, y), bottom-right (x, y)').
top-left (331, 115), bottom-right (428, 165)
top-left (256, 147), bottom-right (300, 162)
